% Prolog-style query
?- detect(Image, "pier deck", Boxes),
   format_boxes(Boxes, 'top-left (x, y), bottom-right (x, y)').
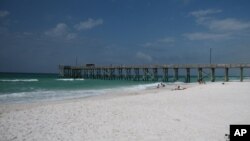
top-left (59, 64), bottom-right (250, 82)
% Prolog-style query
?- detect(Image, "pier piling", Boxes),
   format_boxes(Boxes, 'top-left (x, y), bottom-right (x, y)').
top-left (198, 68), bottom-right (203, 81)
top-left (211, 68), bottom-right (215, 82)
top-left (186, 68), bottom-right (190, 83)
top-left (153, 68), bottom-right (158, 81)
top-left (174, 68), bottom-right (179, 81)
top-left (162, 68), bottom-right (168, 82)
top-left (240, 67), bottom-right (243, 82)
top-left (225, 68), bottom-right (229, 82)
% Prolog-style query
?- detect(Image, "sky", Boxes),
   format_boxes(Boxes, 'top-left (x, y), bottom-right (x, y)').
top-left (0, 0), bottom-right (250, 73)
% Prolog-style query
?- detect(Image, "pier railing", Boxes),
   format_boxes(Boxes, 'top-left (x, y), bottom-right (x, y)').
top-left (58, 64), bottom-right (250, 82)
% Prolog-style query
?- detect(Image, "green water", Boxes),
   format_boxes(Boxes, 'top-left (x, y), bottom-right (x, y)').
top-left (0, 72), bottom-right (247, 103)
top-left (0, 73), bottom-right (154, 94)
top-left (0, 73), bottom-right (155, 103)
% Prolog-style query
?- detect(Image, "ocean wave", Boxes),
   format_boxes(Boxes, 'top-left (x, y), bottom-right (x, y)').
top-left (0, 79), bottom-right (39, 82)
top-left (0, 89), bottom-right (103, 104)
top-left (0, 82), bottom-right (160, 104)
top-left (56, 78), bottom-right (84, 81)
top-left (110, 82), bottom-right (172, 93)
top-left (0, 82), bottom-right (177, 104)
top-left (129, 83), bottom-right (160, 90)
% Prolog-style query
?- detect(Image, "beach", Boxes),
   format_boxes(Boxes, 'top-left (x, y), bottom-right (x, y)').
top-left (0, 82), bottom-right (250, 141)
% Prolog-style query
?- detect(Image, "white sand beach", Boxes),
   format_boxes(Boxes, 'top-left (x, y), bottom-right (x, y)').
top-left (0, 82), bottom-right (250, 141)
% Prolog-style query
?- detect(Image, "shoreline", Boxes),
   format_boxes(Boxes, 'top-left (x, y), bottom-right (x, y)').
top-left (1, 82), bottom-right (250, 140)
top-left (0, 82), bottom-right (198, 113)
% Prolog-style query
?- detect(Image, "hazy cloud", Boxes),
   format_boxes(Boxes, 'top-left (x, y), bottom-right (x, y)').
top-left (45, 23), bottom-right (68, 37)
top-left (189, 9), bottom-right (222, 26)
top-left (0, 10), bottom-right (10, 18)
top-left (190, 9), bottom-right (250, 32)
top-left (45, 23), bottom-right (77, 40)
top-left (185, 9), bottom-right (250, 41)
top-left (189, 9), bottom-right (222, 18)
top-left (142, 42), bottom-right (154, 48)
top-left (136, 52), bottom-right (152, 62)
top-left (183, 32), bottom-right (230, 40)
top-left (209, 18), bottom-right (250, 31)
top-left (74, 18), bottom-right (103, 30)
top-left (0, 10), bottom-right (10, 28)
top-left (66, 33), bottom-right (77, 40)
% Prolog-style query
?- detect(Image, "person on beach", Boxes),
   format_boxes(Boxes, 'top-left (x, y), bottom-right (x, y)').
top-left (157, 84), bottom-right (160, 88)
top-left (161, 82), bottom-right (165, 87)
top-left (174, 85), bottom-right (186, 90)
top-left (157, 83), bottom-right (166, 88)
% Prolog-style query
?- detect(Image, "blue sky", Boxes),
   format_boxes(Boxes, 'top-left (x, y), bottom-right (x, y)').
top-left (1, 0), bottom-right (250, 73)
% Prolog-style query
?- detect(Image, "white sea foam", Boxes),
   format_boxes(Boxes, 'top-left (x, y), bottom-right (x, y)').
top-left (109, 82), bottom-right (174, 94)
top-left (128, 82), bottom-right (160, 90)
top-left (0, 82), bottom-right (160, 104)
top-left (0, 89), bottom-right (104, 104)
top-left (56, 78), bottom-right (84, 81)
top-left (0, 81), bottom-right (184, 104)
top-left (0, 79), bottom-right (39, 82)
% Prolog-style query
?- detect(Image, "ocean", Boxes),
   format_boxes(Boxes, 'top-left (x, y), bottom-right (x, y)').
top-left (0, 73), bottom-right (159, 104)
top-left (0, 73), bottom-right (247, 104)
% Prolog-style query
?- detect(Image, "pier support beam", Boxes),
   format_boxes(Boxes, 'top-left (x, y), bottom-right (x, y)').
top-left (96, 68), bottom-right (101, 79)
top-left (93, 69), bottom-right (96, 79)
top-left (84, 69), bottom-right (89, 79)
top-left (125, 68), bottom-right (132, 80)
top-left (185, 68), bottom-right (190, 83)
top-left (65, 68), bottom-right (71, 78)
top-left (225, 68), bottom-right (229, 82)
top-left (240, 67), bottom-right (243, 82)
top-left (59, 66), bottom-right (64, 77)
top-left (63, 68), bottom-right (68, 78)
top-left (90, 69), bottom-right (94, 79)
top-left (153, 68), bottom-right (158, 81)
top-left (174, 68), bottom-right (178, 81)
top-left (109, 68), bottom-right (115, 80)
top-left (83, 69), bottom-right (87, 79)
top-left (101, 68), bottom-right (106, 79)
top-left (143, 68), bottom-right (149, 81)
top-left (86, 69), bottom-right (90, 79)
top-left (72, 69), bottom-right (76, 78)
top-left (211, 68), bottom-right (215, 82)
top-left (134, 68), bottom-right (140, 81)
top-left (74, 69), bottom-right (81, 78)
top-left (118, 68), bottom-right (123, 80)
top-left (162, 68), bottom-right (168, 82)
top-left (198, 68), bottom-right (203, 81)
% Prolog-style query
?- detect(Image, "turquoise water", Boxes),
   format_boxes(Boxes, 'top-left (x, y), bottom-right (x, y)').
top-left (0, 73), bottom-right (248, 104)
top-left (0, 73), bottom-right (147, 94)
top-left (0, 73), bottom-right (156, 103)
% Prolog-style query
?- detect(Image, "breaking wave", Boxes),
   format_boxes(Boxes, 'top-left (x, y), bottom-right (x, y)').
top-left (55, 78), bottom-right (84, 81)
top-left (0, 79), bottom-right (39, 82)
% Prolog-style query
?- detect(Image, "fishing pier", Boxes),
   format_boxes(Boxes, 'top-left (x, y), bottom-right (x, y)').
top-left (59, 64), bottom-right (250, 82)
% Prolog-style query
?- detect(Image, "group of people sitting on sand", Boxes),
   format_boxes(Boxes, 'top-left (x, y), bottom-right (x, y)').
top-left (156, 79), bottom-right (207, 90)
top-left (157, 83), bottom-right (165, 88)
top-left (156, 82), bottom-right (186, 90)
